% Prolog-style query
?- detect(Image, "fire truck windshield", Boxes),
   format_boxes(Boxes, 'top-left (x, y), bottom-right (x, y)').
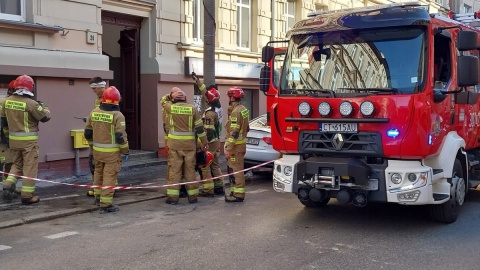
top-left (280, 27), bottom-right (426, 97)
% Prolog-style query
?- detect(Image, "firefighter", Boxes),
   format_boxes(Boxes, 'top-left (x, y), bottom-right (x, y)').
top-left (162, 88), bottom-right (208, 204)
top-left (84, 86), bottom-right (129, 213)
top-left (160, 88), bottom-right (188, 198)
top-left (0, 80), bottom-right (20, 201)
top-left (224, 86), bottom-right (249, 202)
top-left (198, 87), bottom-right (225, 196)
top-left (85, 77), bottom-right (107, 197)
top-left (1, 75), bottom-right (51, 204)
top-left (192, 73), bottom-right (225, 195)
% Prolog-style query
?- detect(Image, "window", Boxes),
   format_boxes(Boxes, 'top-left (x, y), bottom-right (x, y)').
top-left (351, 44), bottom-right (358, 60)
top-left (358, 51), bottom-right (364, 69)
top-left (463, 4), bottom-right (472, 14)
top-left (330, 66), bottom-right (340, 90)
top-left (193, 0), bottom-right (205, 43)
top-left (237, 0), bottom-right (251, 48)
top-left (242, 88), bottom-right (254, 120)
top-left (434, 0), bottom-right (448, 8)
top-left (0, 0), bottom-right (24, 21)
top-left (285, 0), bottom-right (296, 32)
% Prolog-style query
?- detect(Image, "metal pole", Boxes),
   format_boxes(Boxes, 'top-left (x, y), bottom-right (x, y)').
top-left (75, 149), bottom-right (80, 176)
top-left (203, 0), bottom-right (216, 113)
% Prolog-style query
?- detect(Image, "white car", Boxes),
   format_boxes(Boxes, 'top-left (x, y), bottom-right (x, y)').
top-left (244, 114), bottom-right (281, 170)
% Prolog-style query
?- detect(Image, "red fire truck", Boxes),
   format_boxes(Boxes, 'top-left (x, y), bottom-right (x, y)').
top-left (260, 2), bottom-right (480, 223)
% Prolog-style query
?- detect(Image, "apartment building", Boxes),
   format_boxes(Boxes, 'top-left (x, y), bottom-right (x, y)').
top-left (0, 0), bottom-right (451, 165)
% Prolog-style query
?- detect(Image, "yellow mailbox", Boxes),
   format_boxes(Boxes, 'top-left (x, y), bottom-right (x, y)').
top-left (70, 129), bottom-right (90, 149)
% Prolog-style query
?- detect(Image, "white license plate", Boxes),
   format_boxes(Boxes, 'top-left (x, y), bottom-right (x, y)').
top-left (320, 123), bottom-right (358, 133)
top-left (246, 137), bottom-right (260, 145)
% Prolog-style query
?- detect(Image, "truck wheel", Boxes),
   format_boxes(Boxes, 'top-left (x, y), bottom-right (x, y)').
top-left (429, 159), bottom-right (466, 223)
top-left (299, 197), bottom-right (330, 208)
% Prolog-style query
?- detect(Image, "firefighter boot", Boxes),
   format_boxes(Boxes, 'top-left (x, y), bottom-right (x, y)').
top-left (21, 195), bottom-right (40, 205)
top-left (214, 187), bottom-right (225, 195)
top-left (2, 185), bottom-right (16, 202)
top-left (198, 191), bottom-right (214, 197)
top-left (93, 197), bottom-right (100, 206)
top-left (188, 197), bottom-right (198, 204)
top-left (225, 194), bottom-right (244, 203)
top-left (165, 197), bottom-right (179, 205)
top-left (99, 205), bottom-right (119, 214)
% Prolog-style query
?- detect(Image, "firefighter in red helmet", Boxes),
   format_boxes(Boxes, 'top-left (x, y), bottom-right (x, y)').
top-left (224, 86), bottom-right (249, 202)
top-left (198, 86), bottom-right (225, 197)
top-left (2, 75), bottom-right (51, 204)
top-left (84, 86), bottom-right (129, 213)
top-left (0, 80), bottom-right (20, 201)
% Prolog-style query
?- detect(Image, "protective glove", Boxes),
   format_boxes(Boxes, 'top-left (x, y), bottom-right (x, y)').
top-left (82, 117), bottom-right (87, 123)
top-left (191, 72), bottom-right (199, 82)
top-left (37, 100), bottom-right (46, 107)
top-left (122, 153), bottom-right (129, 162)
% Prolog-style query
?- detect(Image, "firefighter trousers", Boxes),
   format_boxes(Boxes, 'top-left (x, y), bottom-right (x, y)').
top-left (167, 149), bottom-right (199, 202)
top-left (227, 145), bottom-right (246, 199)
top-left (93, 158), bottom-right (121, 208)
top-left (200, 140), bottom-right (223, 193)
top-left (4, 142), bottom-right (38, 199)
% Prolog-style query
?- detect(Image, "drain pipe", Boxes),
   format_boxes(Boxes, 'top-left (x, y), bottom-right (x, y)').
top-left (271, 0), bottom-right (275, 41)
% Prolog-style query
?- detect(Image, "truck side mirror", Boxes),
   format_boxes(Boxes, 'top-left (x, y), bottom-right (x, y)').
top-left (457, 30), bottom-right (478, 51)
top-left (433, 90), bottom-right (448, 103)
top-left (458, 55), bottom-right (479, 87)
top-left (262, 46), bottom-right (274, 63)
top-left (259, 65), bottom-right (271, 92)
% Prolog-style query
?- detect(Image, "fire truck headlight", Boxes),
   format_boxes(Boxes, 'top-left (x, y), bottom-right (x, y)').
top-left (407, 173), bottom-right (417, 182)
top-left (284, 166), bottom-right (293, 176)
top-left (391, 173), bottom-right (402, 184)
top-left (360, 101), bottom-right (375, 117)
top-left (339, 101), bottom-right (353, 117)
top-left (318, 102), bottom-right (331, 117)
top-left (298, 102), bottom-right (312, 116)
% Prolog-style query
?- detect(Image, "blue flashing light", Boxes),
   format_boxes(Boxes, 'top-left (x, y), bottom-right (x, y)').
top-left (387, 129), bottom-right (400, 138)
top-left (428, 134), bottom-right (433, 145)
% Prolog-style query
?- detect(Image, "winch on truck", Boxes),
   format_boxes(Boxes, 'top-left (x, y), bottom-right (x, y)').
top-left (259, 2), bottom-right (480, 223)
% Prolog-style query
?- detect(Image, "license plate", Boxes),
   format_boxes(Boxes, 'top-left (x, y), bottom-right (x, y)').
top-left (246, 137), bottom-right (260, 145)
top-left (319, 123), bottom-right (358, 133)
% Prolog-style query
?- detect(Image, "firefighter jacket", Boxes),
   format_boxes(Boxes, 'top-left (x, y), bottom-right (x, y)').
top-left (163, 100), bottom-right (208, 151)
top-left (203, 106), bottom-right (221, 143)
top-left (0, 97), bottom-right (10, 163)
top-left (94, 97), bottom-right (101, 108)
top-left (225, 101), bottom-right (249, 152)
top-left (84, 104), bottom-right (129, 160)
top-left (0, 95), bottom-right (51, 148)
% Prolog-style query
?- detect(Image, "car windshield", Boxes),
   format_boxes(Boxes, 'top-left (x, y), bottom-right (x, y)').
top-left (249, 115), bottom-right (269, 129)
top-left (279, 27), bottom-right (426, 96)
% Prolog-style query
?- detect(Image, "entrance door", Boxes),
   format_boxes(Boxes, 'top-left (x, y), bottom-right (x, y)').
top-left (118, 29), bottom-right (140, 149)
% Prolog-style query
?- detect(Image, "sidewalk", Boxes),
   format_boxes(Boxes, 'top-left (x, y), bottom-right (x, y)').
top-left (0, 154), bottom-right (234, 229)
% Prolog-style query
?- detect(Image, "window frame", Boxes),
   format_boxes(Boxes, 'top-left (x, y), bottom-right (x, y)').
top-left (285, 0), bottom-right (296, 33)
top-left (0, 0), bottom-right (25, 22)
top-left (236, 0), bottom-right (251, 49)
top-left (192, 0), bottom-right (204, 44)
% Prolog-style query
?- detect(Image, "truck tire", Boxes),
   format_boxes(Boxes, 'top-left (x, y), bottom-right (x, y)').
top-left (299, 197), bottom-right (330, 208)
top-left (429, 159), bottom-right (466, 224)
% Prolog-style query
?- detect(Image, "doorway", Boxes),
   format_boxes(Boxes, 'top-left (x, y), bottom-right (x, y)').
top-left (102, 11), bottom-right (142, 149)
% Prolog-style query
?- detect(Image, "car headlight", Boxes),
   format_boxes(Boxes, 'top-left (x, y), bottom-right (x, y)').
top-left (318, 102), bottom-right (331, 117)
top-left (339, 101), bottom-right (353, 117)
top-left (298, 102), bottom-right (311, 116)
top-left (360, 101), bottom-right (375, 117)
top-left (284, 166), bottom-right (293, 176)
top-left (391, 173), bottom-right (402, 184)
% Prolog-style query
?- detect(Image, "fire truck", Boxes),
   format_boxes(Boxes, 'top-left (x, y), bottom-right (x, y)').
top-left (260, 2), bottom-right (480, 223)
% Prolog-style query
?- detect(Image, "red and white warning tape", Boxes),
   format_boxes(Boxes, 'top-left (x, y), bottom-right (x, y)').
top-left (0, 160), bottom-right (274, 190)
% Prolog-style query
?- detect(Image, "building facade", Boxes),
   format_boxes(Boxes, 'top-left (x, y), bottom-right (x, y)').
top-left (0, 0), bottom-right (451, 167)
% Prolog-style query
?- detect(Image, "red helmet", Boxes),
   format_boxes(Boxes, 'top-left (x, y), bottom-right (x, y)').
top-left (196, 150), bottom-right (214, 168)
top-left (8, 80), bottom-right (16, 90)
top-left (14, 75), bottom-right (35, 92)
top-left (227, 86), bottom-right (244, 99)
top-left (206, 88), bottom-right (220, 103)
top-left (102, 86), bottom-right (121, 105)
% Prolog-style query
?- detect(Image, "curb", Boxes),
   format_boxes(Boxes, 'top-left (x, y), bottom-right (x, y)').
top-left (0, 192), bottom-right (166, 230)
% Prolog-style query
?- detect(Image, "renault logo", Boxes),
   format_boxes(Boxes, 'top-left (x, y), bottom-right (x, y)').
top-left (332, 133), bottom-right (344, 150)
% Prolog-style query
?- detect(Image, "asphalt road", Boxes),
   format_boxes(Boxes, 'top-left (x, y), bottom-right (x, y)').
top-left (1, 173), bottom-right (480, 270)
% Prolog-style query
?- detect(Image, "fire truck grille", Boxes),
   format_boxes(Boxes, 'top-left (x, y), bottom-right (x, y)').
top-left (299, 131), bottom-right (384, 157)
